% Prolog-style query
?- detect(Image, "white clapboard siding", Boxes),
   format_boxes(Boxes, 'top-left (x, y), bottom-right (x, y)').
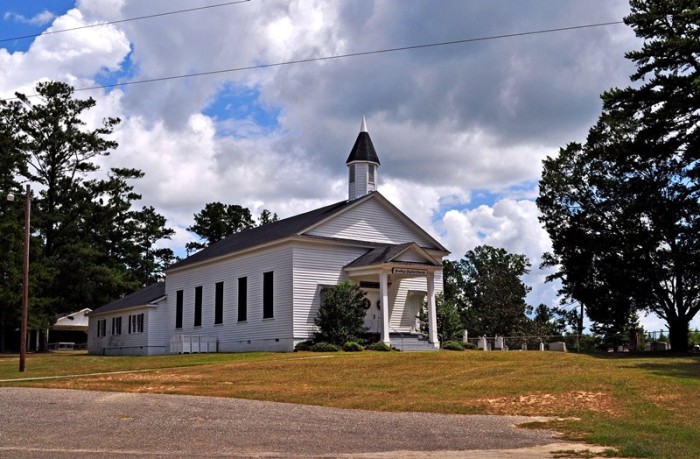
top-left (389, 277), bottom-right (422, 332)
top-left (389, 275), bottom-right (444, 333)
top-left (88, 306), bottom-right (158, 356)
top-left (306, 198), bottom-right (434, 247)
top-left (145, 299), bottom-right (169, 355)
top-left (291, 242), bottom-right (368, 338)
top-left (394, 250), bottom-right (431, 263)
top-left (165, 245), bottom-right (294, 352)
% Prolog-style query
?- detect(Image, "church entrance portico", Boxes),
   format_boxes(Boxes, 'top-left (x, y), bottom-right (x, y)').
top-left (345, 243), bottom-right (442, 348)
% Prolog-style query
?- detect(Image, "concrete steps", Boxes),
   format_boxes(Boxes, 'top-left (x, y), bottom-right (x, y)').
top-left (390, 333), bottom-right (438, 352)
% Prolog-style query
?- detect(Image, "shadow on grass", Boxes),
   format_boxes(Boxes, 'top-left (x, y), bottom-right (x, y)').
top-left (597, 352), bottom-right (700, 381)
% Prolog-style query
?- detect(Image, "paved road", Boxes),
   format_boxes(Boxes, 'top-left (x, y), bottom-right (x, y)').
top-left (0, 387), bottom-right (573, 458)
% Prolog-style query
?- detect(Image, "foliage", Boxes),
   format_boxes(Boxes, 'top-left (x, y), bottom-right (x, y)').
top-left (537, 1), bottom-right (700, 351)
top-left (441, 340), bottom-right (465, 351)
top-left (528, 304), bottom-right (571, 337)
top-left (294, 340), bottom-right (314, 351)
top-left (314, 282), bottom-right (370, 346)
top-left (186, 202), bottom-right (255, 253)
top-left (449, 246), bottom-right (533, 337)
top-left (0, 81), bottom-right (175, 349)
top-left (366, 342), bottom-right (392, 352)
top-left (342, 341), bottom-right (364, 352)
top-left (418, 293), bottom-right (463, 342)
top-left (0, 120), bottom-right (25, 352)
top-left (309, 342), bottom-right (340, 352)
top-left (462, 341), bottom-right (477, 350)
top-left (690, 329), bottom-right (700, 347)
top-left (258, 209), bottom-right (278, 226)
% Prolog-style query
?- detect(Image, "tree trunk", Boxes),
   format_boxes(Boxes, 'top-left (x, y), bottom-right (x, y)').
top-left (668, 317), bottom-right (689, 352)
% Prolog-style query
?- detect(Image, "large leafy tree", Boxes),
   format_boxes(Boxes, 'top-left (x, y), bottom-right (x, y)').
top-left (418, 293), bottom-right (464, 343)
top-left (186, 202), bottom-right (255, 253)
top-left (0, 120), bottom-right (26, 352)
top-left (449, 245), bottom-right (532, 337)
top-left (0, 81), bottom-right (175, 348)
top-left (538, 0), bottom-right (700, 351)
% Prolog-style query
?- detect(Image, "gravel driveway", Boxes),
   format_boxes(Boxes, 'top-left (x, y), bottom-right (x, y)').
top-left (0, 387), bottom-right (594, 458)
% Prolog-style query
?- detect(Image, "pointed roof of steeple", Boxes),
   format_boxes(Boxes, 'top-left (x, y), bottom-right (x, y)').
top-left (346, 116), bottom-right (380, 165)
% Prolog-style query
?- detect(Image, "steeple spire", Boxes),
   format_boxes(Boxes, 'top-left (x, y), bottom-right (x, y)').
top-left (347, 117), bottom-right (380, 200)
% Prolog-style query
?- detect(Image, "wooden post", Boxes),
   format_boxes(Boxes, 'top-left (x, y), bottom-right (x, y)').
top-left (380, 271), bottom-right (390, 345)
top-left (19, 184), bottom-right (30, 372)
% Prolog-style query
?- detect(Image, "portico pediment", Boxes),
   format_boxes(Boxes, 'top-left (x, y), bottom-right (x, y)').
top-left (344, 242), bottom-right (441, 278)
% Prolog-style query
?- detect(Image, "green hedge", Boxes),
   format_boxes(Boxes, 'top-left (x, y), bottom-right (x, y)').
top-left (442, 340), bottom-right (465, 351)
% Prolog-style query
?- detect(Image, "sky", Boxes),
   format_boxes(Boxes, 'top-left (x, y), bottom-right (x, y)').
top-left (1, 0), bottom-right (692, 333)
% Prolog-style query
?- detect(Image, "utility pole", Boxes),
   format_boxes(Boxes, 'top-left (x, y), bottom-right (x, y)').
top-left (18, 184), bottom-right (30, 372)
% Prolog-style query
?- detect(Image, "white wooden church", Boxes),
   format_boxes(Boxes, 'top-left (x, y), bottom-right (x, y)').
top-left (88, 120), bottom-right (449, 355)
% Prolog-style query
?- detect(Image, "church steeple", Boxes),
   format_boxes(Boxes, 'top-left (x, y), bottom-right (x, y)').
top-left (347, 117), bottom-right (380, 200)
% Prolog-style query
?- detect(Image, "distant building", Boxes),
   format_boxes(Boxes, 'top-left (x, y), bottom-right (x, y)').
top-left (88, 120), bottom-right (449, 355)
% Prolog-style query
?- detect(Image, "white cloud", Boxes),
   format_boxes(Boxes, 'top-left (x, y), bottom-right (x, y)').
top-left (4, 10), bottom-right (55, 26)
top-left (0, 8), bottom-right (130, 97)
top-left (7, 0), bottom-right (694, 333)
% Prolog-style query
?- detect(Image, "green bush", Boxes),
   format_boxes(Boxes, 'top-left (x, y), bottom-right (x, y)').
top-left (342, 341), bottom-right (363, 352)
top-left (442, 340), bottom-right (465, 351)
top-left (462, 342), bottom-right (477, 350)
top-left (314, 282), bottom-right (370, 345)
top-left (310, 342), bottom-right (340, 352)
top-left (294, 340), bottom-right (314, 351)
top-left (366, 342), bottom-right (392, 352)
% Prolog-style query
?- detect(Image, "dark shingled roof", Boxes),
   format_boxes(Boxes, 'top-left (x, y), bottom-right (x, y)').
top-left (346, 131), bottom-right (380, 165)
top-left (345, 242), bottom-right (441, 268)
top-left (90, 282), bottom-right (165, 315)
top-left (345, 243), bottom-right (415, 268)
top-left (168, 198), bottom-right (359, 271)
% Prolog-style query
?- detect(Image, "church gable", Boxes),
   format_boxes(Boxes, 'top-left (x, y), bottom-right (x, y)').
top-left (303, 193), bottom-right (444, 250)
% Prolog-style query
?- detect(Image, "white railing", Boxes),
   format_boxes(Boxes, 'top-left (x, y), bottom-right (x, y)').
top-left (169, 335), bottom-right (218, 354)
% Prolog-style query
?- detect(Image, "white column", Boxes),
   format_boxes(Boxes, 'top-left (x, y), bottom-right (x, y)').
top-left (427, 271), bottom-right (439, 347)
top-left (380, 271), bottom-right (390, 345)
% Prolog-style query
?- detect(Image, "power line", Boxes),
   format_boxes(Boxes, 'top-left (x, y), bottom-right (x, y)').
top-left (0, 20), bottom-right (625, 101)
top-left (74, 21), bottom-right (624, 93)
top-left (0, 0), bottom-right (252, 44)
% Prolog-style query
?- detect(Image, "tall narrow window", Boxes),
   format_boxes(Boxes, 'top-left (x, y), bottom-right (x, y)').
top-left (237, 277), bottom-right (247, 322)
top-left (194, 286), bottom-right (203, 327)
top-left (111, 317), bottom-right (122, 335)
top-left (215, 281), bottom-right (224, 325)
top-left (263, 271), bottom-right (274, 319)
top-left (128, 314), bottom-right (144, 334)
top-left (349, 164), bottom-right (355, 183)
top-left (368, 164), bottom-right (375, 184)
top-left (97, 319), bottom-right (106, 337)
top-left (176, 290), bottom-right (183, 329)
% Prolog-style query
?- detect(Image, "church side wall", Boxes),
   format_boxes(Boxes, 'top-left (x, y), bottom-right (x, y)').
top-left (291, 242), bottom-right (368, 340)
top-left (87, 305), bottom-right (159, 356)
top-left (165, 245), bottom-right (294, 353)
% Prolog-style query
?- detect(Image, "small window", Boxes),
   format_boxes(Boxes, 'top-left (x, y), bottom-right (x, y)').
top-left (128, 313), bottom-right (144, 334)
top-left (238, 277), bottom-right (247, 322)
top-left (111, 316), bottom-right (122, 335)
top-left (263, 271), bottom-right (274, 319)
top-left (368, 164), bottom-right (375, 184)
top-left (194, 286), bottom-right (203, 327)
top-left (215, 281), bottom-right (224, 325)
top-left (97, 319), bottom-right (106, 337)
top-left (349, 164), bottom-right (356, 183)
top-left (176, 290), bottom-right (183, 329)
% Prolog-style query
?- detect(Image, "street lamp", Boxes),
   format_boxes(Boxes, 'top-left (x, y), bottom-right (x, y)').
top-left (6, 184), bottom-right (30, 372)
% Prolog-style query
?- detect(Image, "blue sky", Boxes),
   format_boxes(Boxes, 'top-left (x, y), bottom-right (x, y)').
top-left (1, 0), bottom-right (691, 332)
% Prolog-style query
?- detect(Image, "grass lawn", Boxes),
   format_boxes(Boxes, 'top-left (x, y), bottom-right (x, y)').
top-left (1, 350), bottom-right (698, 458)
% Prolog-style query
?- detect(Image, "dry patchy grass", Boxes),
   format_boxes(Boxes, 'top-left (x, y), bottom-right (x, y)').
top-left (1, 350), bottom-right (699, 458)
